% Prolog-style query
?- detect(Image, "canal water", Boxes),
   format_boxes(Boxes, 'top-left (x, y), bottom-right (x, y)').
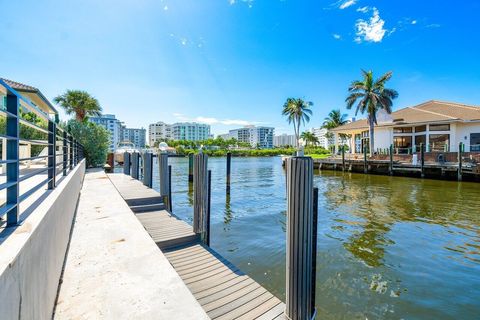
top-left (151, 156), bottom-right (480, 319)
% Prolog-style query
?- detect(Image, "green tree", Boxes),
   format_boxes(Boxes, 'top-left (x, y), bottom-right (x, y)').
top-left (346, 70), bottom-right (398, 155)
top-left (54, 90), bottom-right (102, 122)
top-left (67, 120), bottom-right (110, 167)
top-left (282, 98), bottom-right (313, 147)
top-left (300, 131), bottom-right (318, 146)
top-left (322, 109), bottom-right (349, 129)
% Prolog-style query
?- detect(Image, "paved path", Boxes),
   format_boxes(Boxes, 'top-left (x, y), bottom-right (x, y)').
top-left (54, 169), bottom-right (208, 320)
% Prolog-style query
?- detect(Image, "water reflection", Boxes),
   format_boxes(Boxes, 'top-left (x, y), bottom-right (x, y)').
top-left (157, 157), bottom-right (480, 319)
top-left (224, 192), bottom-right (233, 228)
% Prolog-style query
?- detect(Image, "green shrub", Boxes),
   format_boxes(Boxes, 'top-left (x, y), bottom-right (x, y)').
top-left (67, 120), bottom-right (110, 167)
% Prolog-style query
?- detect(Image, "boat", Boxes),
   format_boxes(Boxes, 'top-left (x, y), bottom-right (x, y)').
top-left (114, 141), bottom-right (138, 164)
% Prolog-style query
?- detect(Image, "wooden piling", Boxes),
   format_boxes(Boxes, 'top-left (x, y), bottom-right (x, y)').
top-left (458, 142), bottom-right (463, 181)
top-left (131, 152), bottom-right (140, 179)
top-left (168, 165), bottom-right (173, 212)
top-left (206, 170), bottom-right (212, 246)
top-left (226, 152), bottom-right (231, 193)
top-left (389, 144), bottom-right (393, 176)
top-left (420, 143), bottom-right (425, 178)
top-left (193, 153), bottom-right (209, 241)
top-left (123, 152), bottom-right (131, 175)
top-left (188, 153), bottom-right (194, 182)
top-left (285, 156), bottom-right (316, 320)
top-left (158, 152), bottom-right (170, 211)
top-left (363, 145), bottom-right (368, 174)
top-left (341, 146), bottom-right (345, 172)
top-left (143, 152), bottom-right (153, 188)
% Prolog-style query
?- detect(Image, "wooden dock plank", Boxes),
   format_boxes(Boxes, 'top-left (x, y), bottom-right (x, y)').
top-left (108, 173), bottom-right (285, 319)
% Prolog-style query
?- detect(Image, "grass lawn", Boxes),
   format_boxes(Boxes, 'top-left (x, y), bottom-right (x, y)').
top-left (306, 153), bottom-right (331, 159)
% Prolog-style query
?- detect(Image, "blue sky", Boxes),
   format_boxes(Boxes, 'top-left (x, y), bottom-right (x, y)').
top-left (1, 0), bottom-right (479, 135)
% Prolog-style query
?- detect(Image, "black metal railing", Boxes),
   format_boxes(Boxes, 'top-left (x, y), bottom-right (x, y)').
top-left (0, 79), bottom-right (85, 227)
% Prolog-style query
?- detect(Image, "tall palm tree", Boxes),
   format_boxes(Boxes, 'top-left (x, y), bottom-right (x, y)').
top-left (346, 70), bottom-right (398, 155)
top-left (282, 98), bottom-right (313, 148)
top-left (54, 90), bottom-right (102, 122)
top-left (300, 131), bottom-right (318, 146)
top-left (322, 109), bottom-right (349, 129)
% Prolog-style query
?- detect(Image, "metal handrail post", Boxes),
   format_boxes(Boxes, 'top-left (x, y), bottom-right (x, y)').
top-left (63, 130), bottom-right (68, 175)
top-left (6, 93), bottom-right (19, 226)
top-left (48, 120), bottom-right (56, 189)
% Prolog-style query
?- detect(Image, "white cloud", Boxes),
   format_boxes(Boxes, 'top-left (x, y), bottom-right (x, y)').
top-left (229, 0), bottom-right (253, 8)
top-left (357, 6), bottom-right (369, 13)
top-left (411, 20), bottom-right (417, 25)
top-left (426, 23), bottom-right (441, 28)
top-left (333, 34), bottom-right (341, 40)
top-left (163, 5), bottom-right (168, 10)
top-left (339, 0), bottom-right (356, 9)
top-left (355, 7), bottom-right (388, 43)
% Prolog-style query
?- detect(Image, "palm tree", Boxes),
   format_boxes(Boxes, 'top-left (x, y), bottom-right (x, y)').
top-left (346, 70), bottom-right (398, 155)
top-left (282, 98), bottom-right (313, 148)
top-left (300, 131), bottom-right (318, 146)
top-left (322, 109), bottom-right (349, 129)
top-left (54, 90), bottom-right (102, 122)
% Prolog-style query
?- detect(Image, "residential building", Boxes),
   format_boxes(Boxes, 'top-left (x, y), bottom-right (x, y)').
top-left (121, 126), bottom-right (146, 149)
top-left (309, 128), bottom-right (331, 149)
top-left (331, 100), bottom-right (480, 154)
top-left (274, 134), bottom-right (296, 147)
top-left (228, 126), bottom-right (275, 148)
top-left (172, 122), bottom-right (211, 141)
top-left (89, 114), bottom-right (122, 151)
top-left (149, 121), bottom-right (173, 146)
top-left (218, 133), bottom-right (232, 140)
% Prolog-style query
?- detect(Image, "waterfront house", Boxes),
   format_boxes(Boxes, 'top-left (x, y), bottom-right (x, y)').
top-left (331, 100), bottom-right (480, 154)
top-left (0, 78), bottom-right (59, 172)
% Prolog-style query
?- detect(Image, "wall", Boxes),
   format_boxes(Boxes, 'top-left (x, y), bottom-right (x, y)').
top-left (374, 127), bottom-right (392, 150)
top-left (0, 160), bottom-right (85, 320)
top-left (455, 122), bottom-right (480, 151)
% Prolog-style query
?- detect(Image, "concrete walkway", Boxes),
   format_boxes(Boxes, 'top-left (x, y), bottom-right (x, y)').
top-left (54, 169), bottom-right (208, 319)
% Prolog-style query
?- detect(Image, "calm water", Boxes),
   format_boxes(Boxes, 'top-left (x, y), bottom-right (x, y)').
top-left (151, 156), bottom-right (480, 320)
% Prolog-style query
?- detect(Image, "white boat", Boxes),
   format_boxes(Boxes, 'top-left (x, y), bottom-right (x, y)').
top-left (114, 141), bottom-right (138, 164)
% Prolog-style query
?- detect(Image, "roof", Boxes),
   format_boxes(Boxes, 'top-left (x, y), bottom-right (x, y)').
top-left (0, 77), bottom-right (58, 114)
top-left (332, 100), bottom-right (480, 132)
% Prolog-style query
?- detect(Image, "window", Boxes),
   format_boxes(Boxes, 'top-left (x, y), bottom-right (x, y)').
top-left (393, 127), bottom-right (413, 133)
top-left (415, 135), bottom-right (426, 148)
top-left (394, 136), bottom-right (412, 153)
top-left (429, 134), bottom-right (450, 151)
top-left (471, 133), bottom-right (480, 152)
top-left (415, 125), bottom-right (426, 133)
top-left (429, 124), bottom-right (450, 131)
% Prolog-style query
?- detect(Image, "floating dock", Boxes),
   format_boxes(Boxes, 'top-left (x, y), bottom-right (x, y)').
top-left (108, 173), bottom-right (286, 320)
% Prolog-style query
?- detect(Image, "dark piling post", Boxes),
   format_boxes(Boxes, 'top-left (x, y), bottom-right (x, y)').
top-left (168, 165), bottom-right (173, 212)
top-left (389, 144), bottom-right (393, 176)
top-left (188, 153), bottom-right (194, 182)
top-left (193, 153), bottom-right (209, 244)
top-left (420, 143), bottom-right (425, 178)
top-left (285, 156), bottom-right (317, 320)
top-left (131, 152), bottom-right (139, 179)
top-left (341, 146), bottom-right (345, 172)
top-left (458, 142), bottom-right (463, 181)
top-left (226, 152), bottom-right (231, 193)
top-left (123, 152), bottom-right (131, 175)
top-left (143, 152), bottom-right (153, 188)
top-left (158, 153), bottom-right (170, 211)
top-left (363, 145), bottom-right (368, 174)
top-left (206, 170), bottom-right (212, 246)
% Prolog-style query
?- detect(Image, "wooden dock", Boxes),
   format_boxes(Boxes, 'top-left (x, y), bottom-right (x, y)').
top-left (108, 173), bottom-right (286, 319)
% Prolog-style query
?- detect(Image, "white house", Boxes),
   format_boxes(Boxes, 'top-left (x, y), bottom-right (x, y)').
top-left (331, 100), bottom-right (480, 154)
